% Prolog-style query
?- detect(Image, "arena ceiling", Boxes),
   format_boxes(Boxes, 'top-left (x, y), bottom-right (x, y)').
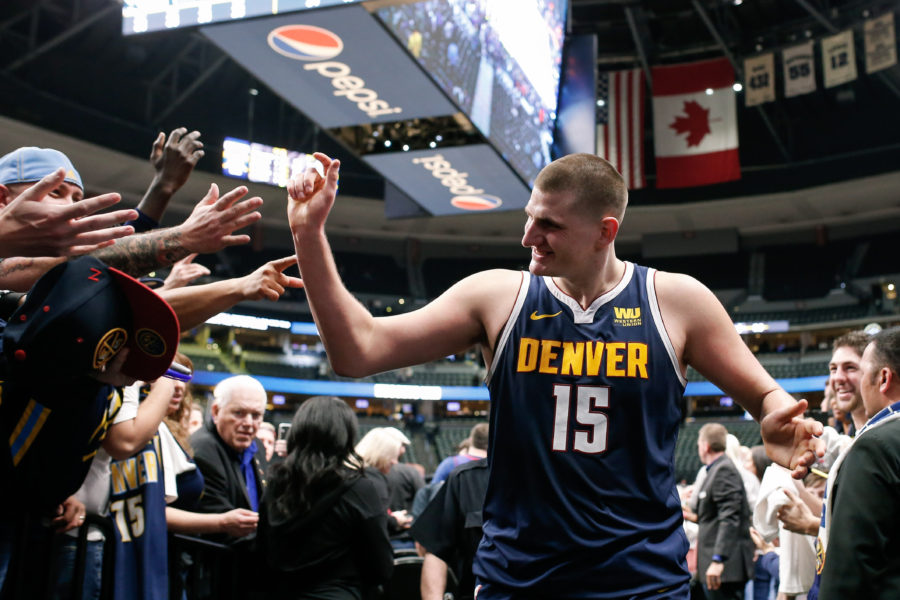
top-left (1, 0), bottom-right (899, 252)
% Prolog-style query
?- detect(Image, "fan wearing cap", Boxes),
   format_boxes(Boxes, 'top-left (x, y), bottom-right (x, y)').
top-left (0, 255), bottom-right (180, 598)
top-left (0, 145), bottom-right (263, 293)
top-left (0, 152), bottom-right (138, 259)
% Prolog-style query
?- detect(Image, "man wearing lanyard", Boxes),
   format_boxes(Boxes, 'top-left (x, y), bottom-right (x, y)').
top-left (817, 327), bottom-right (900, 598)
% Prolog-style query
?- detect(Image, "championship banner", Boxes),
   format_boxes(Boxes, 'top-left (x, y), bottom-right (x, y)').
top-left (821, 30), bottom-right (858, 88)
top-left (782, 42), bottom-right (817, 98)
top-left (864, 13), bottom-right (897, 74)
top-left (651, 57), bottom-right (740, 189)
top-left (744, 53), bottom-right (776, 106)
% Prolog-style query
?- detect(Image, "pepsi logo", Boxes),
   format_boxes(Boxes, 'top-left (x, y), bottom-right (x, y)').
top-left (451, 195), bottom-right (503, 211)
top-left (268, 25), bottom-right (344, 61)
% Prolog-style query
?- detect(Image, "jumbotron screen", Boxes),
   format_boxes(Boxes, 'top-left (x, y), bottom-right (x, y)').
top-left (376, 0), bottom-right (567, 185)
top-left (122, 0), bottom-right (365, 35)
top-left (221, 136), bottom-right (321, 188)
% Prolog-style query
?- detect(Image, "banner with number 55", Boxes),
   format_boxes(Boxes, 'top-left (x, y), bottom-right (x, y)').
top-left (782, 42), bottom-right (816, 98)
top-left (822, 30), bottom-right (858, 89)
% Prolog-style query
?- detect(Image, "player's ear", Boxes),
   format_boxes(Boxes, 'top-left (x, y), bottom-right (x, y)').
top-left (0, 184), bottom-right (11, 208)
top-left (596, 216), bottom-right (620, 248)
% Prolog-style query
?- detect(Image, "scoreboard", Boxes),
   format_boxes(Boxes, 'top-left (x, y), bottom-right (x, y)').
top-left (122, 0), bottom-right (364, 35)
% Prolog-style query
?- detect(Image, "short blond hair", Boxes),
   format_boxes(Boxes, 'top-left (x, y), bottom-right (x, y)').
top-left (533, 153), bottom-right (628, 221)
top-left (355, 427), bottom-right (406, 472)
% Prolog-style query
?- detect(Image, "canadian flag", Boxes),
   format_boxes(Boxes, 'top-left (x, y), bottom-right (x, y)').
top-left (652, 58), bottom-right (740, 188)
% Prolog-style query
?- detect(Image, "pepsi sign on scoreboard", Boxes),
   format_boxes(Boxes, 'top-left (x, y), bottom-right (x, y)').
top-left (201, 5), bottom-right (457, 127)
top-left (365, 145), bottom-right (531, 216)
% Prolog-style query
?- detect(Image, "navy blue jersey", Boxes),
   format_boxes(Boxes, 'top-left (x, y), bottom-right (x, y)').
top-left (474, 264), bottom-right (690, 598)
top-left (109, 433), bottom-right (168, 600)
top-left (0, 377), bottom-right (121, 514)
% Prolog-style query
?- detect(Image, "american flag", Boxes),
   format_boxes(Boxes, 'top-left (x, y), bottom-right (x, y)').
top-left (597, 69), bottom-right (646, 190)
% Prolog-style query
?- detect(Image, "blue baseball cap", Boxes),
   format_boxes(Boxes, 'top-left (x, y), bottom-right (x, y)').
top-left (0, 147), bottom-right (83, 191)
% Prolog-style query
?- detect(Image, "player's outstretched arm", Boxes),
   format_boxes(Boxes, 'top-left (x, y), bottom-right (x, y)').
top-left (287, 152), bottom-right (515, 377)
top-left (159, 255), bottom-right (303, 331)
top-left (0, 168), bottom-right (137, 258)
top-left (656, 271), bottom-right (824, 478)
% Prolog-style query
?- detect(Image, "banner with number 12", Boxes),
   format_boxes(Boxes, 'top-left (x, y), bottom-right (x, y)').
top-left (822, 30), bottom-right (858, 88)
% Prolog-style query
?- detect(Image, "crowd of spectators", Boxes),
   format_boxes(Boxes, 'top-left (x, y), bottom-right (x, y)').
top-left (1, 128), bottom-right (897, 600)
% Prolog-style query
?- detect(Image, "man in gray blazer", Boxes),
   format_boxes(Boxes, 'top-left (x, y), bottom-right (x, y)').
top-left (695, 423), bottom-right (755, 599)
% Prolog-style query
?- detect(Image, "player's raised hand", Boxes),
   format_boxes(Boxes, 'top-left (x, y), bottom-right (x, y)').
top-left (759, 398), bottom-right (825, 479)
top-left (287, 152), bottom-right (339, 232)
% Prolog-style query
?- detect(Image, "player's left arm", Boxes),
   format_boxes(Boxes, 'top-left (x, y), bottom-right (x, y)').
top-left (655, 271), bottom-right (824, 477)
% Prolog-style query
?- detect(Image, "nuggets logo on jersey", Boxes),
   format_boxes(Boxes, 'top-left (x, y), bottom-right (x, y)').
top-left (93, 328), bottom-right (127, 369)
top-left (267, 25), bottom-right (344, 61)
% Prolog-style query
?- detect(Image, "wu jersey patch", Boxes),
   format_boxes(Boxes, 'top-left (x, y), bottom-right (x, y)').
top-left (613, 306), bottom-right (642, 327)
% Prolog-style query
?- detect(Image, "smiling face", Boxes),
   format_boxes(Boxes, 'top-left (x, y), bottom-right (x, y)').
top-left (521, 188), bottom-right (608, 279)
top-left (830, 345), bottom-right (863, 415)
top-left (212, 389), bottom-right (266, 452)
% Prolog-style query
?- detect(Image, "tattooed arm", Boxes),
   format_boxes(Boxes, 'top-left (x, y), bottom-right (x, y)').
top-left (0, 183), bottom-right (262, 289)
top-left (0, 256), bottom-right (65, 291)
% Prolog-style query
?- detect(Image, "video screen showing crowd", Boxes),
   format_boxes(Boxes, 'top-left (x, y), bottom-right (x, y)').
top-left (1, 134), bottom-right (896, 600)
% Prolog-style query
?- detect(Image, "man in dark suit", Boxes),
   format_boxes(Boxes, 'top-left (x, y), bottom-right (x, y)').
top-left (190, 375), bottom-right (269, 543)
top-left (695, 423), bottom-right (754, 600)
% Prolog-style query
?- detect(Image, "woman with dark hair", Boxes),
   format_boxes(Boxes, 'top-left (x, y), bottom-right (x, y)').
top-left (745, 445), bottom-right (773, 483)
top-left (258, 396), bottom-right (393, 599)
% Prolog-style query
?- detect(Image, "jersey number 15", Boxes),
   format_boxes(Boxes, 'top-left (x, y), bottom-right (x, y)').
top-left (552, 384), bottom-right (609, 454)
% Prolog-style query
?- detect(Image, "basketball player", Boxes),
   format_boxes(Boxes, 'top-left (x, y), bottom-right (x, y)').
top-left (287, 152), bottom-right (824, 599)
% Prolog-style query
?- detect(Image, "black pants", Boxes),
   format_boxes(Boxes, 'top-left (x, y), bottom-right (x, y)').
top-left (702, 581), bottom-right (744, 600)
